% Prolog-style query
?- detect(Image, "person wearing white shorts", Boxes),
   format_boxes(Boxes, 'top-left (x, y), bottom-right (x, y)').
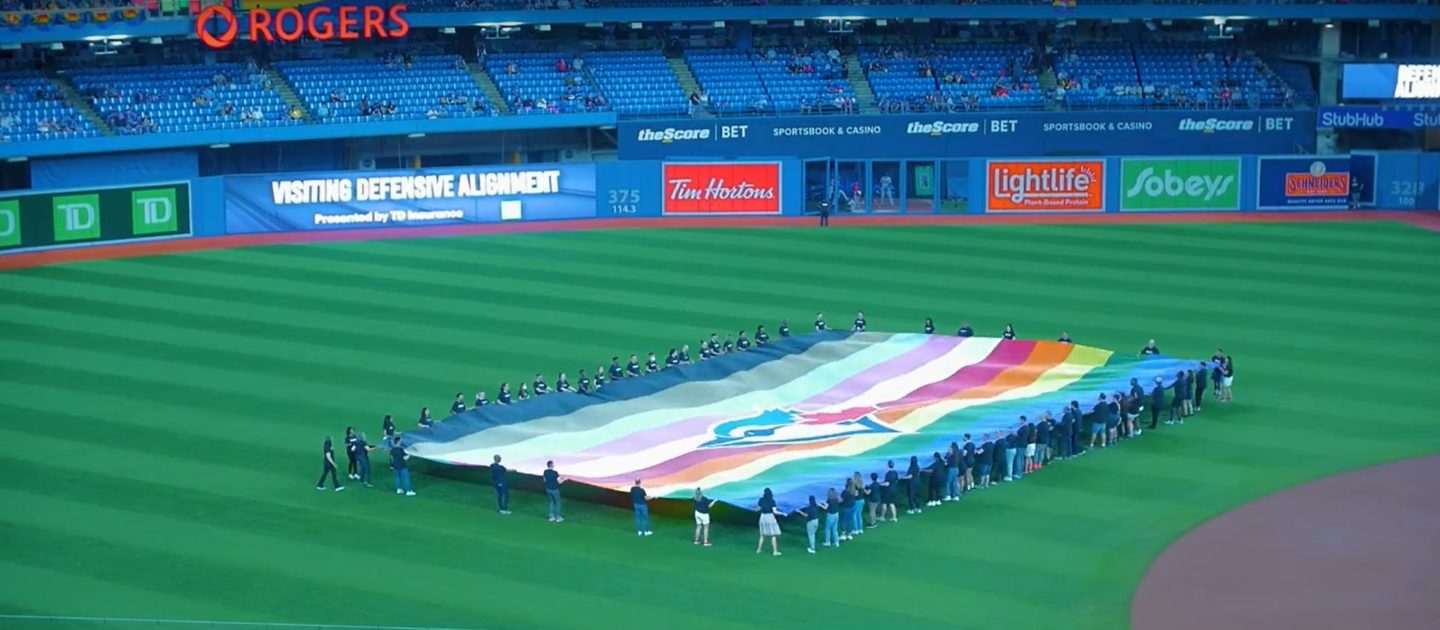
top-left (693, 489), bottom-right (716, 547)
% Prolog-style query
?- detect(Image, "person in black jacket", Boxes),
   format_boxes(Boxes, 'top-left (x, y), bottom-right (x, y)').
top-left (1194, 362), bottom-right (1209, 412)
top-left (317, 436), bottom-right (344, 492)
top-left (1149, 377), bottom-right (1165, 430)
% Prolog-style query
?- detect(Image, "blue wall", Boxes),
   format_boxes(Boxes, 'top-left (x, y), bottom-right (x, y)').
top-left (31, 150), bottom-right (199, 190)
top-left (4, 151), bottom-right (1433, 257)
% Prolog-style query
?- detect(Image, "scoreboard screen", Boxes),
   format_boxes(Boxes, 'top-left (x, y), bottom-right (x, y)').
top-left (1343, 63), bottom-right (1440, 100)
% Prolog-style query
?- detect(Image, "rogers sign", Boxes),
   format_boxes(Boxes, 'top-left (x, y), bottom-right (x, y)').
top-left (662, 162), bottom-right (781, 215)
top-left (196, 4), bottom-right (410, 49)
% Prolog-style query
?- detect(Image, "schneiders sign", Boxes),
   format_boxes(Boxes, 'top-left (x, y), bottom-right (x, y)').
top-left (195, 3), bottom-right (410, 49)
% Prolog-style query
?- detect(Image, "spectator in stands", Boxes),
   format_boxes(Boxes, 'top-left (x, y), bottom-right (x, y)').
top-left (289, 106), bottom-right (303, 121)
top-left (506, 61), bottom-right (518, 75)
top-left (556, 57), bottom-right (568, 73)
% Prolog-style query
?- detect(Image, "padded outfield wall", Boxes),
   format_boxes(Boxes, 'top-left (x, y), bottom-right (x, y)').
top-left (1, 151), bottom-right (1436, 254)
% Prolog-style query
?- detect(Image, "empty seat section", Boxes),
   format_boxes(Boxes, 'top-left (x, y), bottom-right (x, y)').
top-left (1052, 45), bottom-right (1147, 109)
top-left (0, 72), bottom-right (99, 143)
top-left (275, 54), bottom-right (492, 123)
top-left (581, 50), bottom-right (688, 117)
top-left (484, 52), bottom-right (605, 114)
top-left (63, 62), bottom-right (298, 134)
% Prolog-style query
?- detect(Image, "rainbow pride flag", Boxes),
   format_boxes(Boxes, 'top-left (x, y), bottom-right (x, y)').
top-left (404, 332), bottom-right (1192, 510)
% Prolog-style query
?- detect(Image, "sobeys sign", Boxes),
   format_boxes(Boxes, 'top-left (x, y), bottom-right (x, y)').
top-left (1120, 157), bottom-right (1242, 211)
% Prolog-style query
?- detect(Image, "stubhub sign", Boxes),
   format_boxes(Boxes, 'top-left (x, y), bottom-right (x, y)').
top-left (619, 110), bottom-right (1313, 159)
top-left (225, 164), bottom-right (597, 234)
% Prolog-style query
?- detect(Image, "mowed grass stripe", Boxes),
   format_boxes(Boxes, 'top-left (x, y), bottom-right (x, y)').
top-left (1, 222), bottom-right (1437, 630)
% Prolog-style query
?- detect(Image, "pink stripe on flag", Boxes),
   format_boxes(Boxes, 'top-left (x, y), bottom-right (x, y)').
top-left (794, 335), bottom-right (962, 410)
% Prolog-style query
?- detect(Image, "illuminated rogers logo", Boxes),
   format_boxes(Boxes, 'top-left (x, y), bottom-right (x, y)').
top-left (662, 163), bottom-right (781, 215)
top-left (196, 3), bottom-right (410, 49)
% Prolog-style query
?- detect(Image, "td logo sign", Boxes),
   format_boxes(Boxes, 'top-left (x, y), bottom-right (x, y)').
top-left (0, 199), bottom-right (19, 248)
top-left (52, 193), bottom-right (101, 242)
top-left (132, 188), bottom-right (178, 235)
top-left (1120, 158), bottom-right (1242, 211)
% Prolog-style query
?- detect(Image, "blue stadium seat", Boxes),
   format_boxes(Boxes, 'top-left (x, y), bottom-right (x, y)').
top-left (0, 72), bottom-right (100, 143)
top-left (275, 54), bottom-right (493, 122)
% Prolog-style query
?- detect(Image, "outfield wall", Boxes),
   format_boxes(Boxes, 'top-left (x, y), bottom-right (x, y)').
top-left (1, 152), bottom-right (1435, 254)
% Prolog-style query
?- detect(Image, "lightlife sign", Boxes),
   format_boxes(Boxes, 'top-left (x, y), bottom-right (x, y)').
top-left (195, 3), bottom-right (410, 49)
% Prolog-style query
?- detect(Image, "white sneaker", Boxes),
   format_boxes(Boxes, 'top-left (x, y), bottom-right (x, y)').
top-left (316, 486), bottom-right (324, 491)
top-left (807, 548), bottom-right (816, 554)
top-left (638, 531), bottom-right (644, 536)
top-left (644, 531), bottom-right (653, 536)
top-left (335, 486), bottom-right (345, 492)
top-left (405, 491), bottom-right (416, 496)
top-left (396, 489), bottom-right (404, 494)
top-left (772, 551), bottom-right (782, 556)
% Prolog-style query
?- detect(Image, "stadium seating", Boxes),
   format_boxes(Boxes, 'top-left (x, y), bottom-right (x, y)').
top-left (0, 72), bottom-right (98, 143)
top-left (1052, 45), bottom-right (1150, 109)
top-left (276, 54), bottom-right (493, 123)
top-left (862, 44), bottom-right (1045, 112)
top-left (483, 52), bottom-right (608, 115)
top-left (62, 63), bottom-right (298, 134)
top-left (1132, 45), bottom-right (1293, 109)
top-left (581, 50), bottom-right (689, 117)
top-left (684, 48), bottom-right (855, 114)
top-left (401, 0), bottom-right (1402, 11)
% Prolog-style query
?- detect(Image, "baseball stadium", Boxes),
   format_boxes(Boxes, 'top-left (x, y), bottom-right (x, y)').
top-left (2, 2), bottom-right (1439, 630)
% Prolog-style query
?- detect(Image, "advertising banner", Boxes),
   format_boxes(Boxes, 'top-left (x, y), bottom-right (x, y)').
top-left (662, 162), bottom-right (782, 215)
top-left (1256, 157), bottom-right (1351, 210)
top-left (1119, 157), bottom-right (1242, 211)
top-left (224, 164), bottom-right (596, 234)
top-left (1342, 64), bottom-right (1440, 100)
top-left (0, 182), bottom-right (190, 253)
top-left (618, 110), bottom-right (1313, 160)
top-left (1317, 106), bottom-right (1440, 130)
top-left (985, 159), bottom-right (1105, 213)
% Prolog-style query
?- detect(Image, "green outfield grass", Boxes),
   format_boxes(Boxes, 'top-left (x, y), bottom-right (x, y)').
top-left (2, 221), bottom-right (1439, 630)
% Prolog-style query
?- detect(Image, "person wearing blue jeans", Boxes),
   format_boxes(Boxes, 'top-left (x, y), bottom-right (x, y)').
top-left (629, 479), bottom-right (652, 536)
top-left (354, 433), bottom-right (373, 487)
top-left (389, 438), bottom-right (414, 496)
top-left (850, 472), bottom-right (868, 533)
top-left (823, 489), bottom-right (841, 547)
top-left (945, 443), bottom-right (962, 500)
top-left (800, 496), bottom-right (821, 553)
top-left (839, 480), bottom-right (855, 541)
top-left (1002, 432), bottom-right (1017, 481)
top-left (542, 460), bottom-right (564, 522)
